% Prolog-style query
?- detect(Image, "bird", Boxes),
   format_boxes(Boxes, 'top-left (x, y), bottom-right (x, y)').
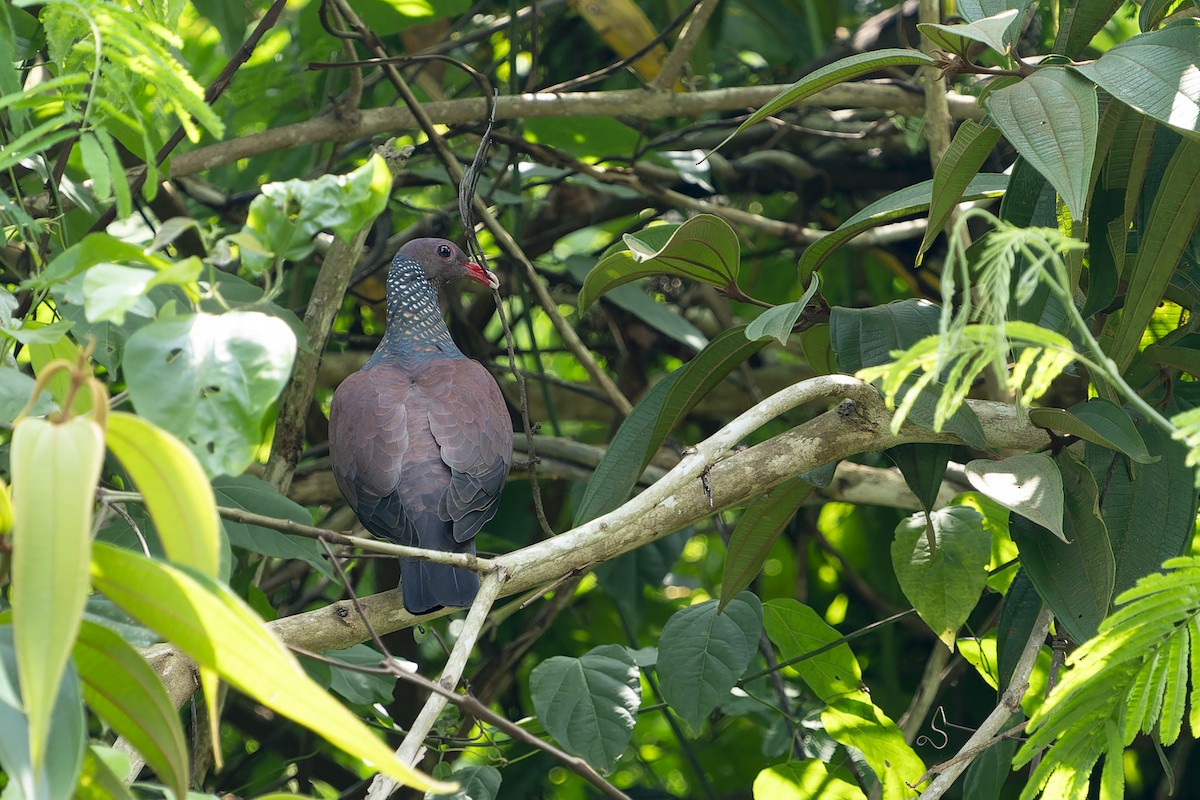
top-left (328, 238), bottom-right (512, 615)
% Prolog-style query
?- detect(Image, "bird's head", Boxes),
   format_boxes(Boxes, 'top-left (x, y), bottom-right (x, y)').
top-left (396, 238), bottom-right (499, 290)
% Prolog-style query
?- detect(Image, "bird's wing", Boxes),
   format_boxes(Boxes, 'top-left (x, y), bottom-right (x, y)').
top-left (328, 365), bottom-right (421, 544)
top-left (421, 359), bottom-right (513, 543)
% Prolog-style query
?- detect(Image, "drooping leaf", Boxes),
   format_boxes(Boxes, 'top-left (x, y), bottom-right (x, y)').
top-left (72, 620), bottom-right (188, 800)
top-left (596, 529), bottom-right (689, 623)
top-left (710, 50), bottom-right (935, 154)
top-left (578, 215), bottom-right (741, 313)
top-left (745, 273), bottom-right (821, 345)
top-left (721, 478), bottom-right (812, 609)
top-left (886, 443), bottom-right (954, 513)
top-left (1073, 22), bottom-right (1200, 138)
top-left (997, 570), bottom-right (1045, 693)
top-left (1028, 398), bottom-right (1156, 463)
top-left (1053, 0), bottom-right (1123, 57)
top-left (657, 593), bottom-right (762, 732)
top-left (763, 599), bottom-right (863, 703)
top-left (428, 763), bottom-right (503, 800)
top-left (106, 411), bottom-right (221, 578)
top-left (87, 542), bottom-right (451, 793)
top-left (1085, 421), bottom-right (1198, 598)
top-left (918, 121), bottom-right (1003, 262)
top-left (892, 506), bottom-right (991, 649)
top-left (1009, 453), bottom-right (1114, 643)
top-left (918, 9), bottom-right (1021, 55)
top-left (320, 645), bottom-right (397, 707)
top-left (803, 175), bottom-right (1009, 281)
top-left (1106, 136), bottom-right (1200, 370)
top-left (962, 712), bottom-right (1022, 800)
top-left (984, 68), bottom-right (1099, 221)
top-left (122, 311), bottom-right (297, 477)
top-left (965, 453), bottom-right (1066, 541)
top-left (213, 475), bottom-right (336, 580)
top-left (74, 746), bottom-right (138, 800)
top-left (529, 644), bottom-right (641, 774)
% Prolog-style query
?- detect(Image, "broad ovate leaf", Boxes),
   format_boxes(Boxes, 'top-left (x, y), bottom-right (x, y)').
top-left (965, 453), bottom-right (1066, 541)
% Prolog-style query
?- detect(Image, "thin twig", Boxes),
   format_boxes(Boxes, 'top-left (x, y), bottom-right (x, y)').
top-left (653, 0), bottom-right (720, 90)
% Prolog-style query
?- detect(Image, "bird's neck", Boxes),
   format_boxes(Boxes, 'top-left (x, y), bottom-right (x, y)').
top-left (372, 261), bottom-right (463, 364)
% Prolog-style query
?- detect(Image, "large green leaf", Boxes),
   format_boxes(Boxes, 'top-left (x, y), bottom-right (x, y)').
top-left (1107, 136), bottom-right (1200, 370)
top-left (213, 475), bottom-right (336, 580)
top-left (72, 620), bottom-right (188, 800)
top-left (428, 763), bottom-right (502, 800)
top-left (918, 9), bottom-right (1021, 55)
top-left (892, 506), bottom-right (991, 649)
top-left (822, 698), bottom-right (927, 800)
top-left (799, 175), bottom-right (1008, 280)
top-left (918, 120), bottom-right (1003, 262)
top-left (753, 761), bottom-right (867, 800)
top-left (578, 215), bottom-right (740, 313)
top-left (1085, 421), bottom-right (1198, 598)
top-left (529, 644), bottom-right (641, 774)
top-left (886, 442), bottom-right (954, 513)
top-left (1053, 0), bottom-right (1123, 57)
top-left (720, 478), bottom-right (812, 609)
top-left (984, 68), bottom-right (1099, 221)
top-left (87, 542), bottom-right (451, 793)
top-left (657, 593), bottom-right (762, 732)
top-left (0, 627), bottom-right (86, 800)
top-left (710, 49), bottom-right (935, 154)
top-left (106, 411), bottom-right (222, 578)
top-left (762, 599), bottom-right (863, 703)
top-left (1073, 22), bottom-right (1200, 138)
top-left (965, 453), bottom-right (1066, 541)
top-left (122, 311), bottom-right (297, 477)
top-left (1009, 453), bottom-right (1114, 643)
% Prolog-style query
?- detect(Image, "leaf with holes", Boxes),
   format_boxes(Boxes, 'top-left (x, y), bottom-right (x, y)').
top-left (529, 644), bottom-right (640, 774)
top-left (122, 311), bottom-right (296, 477)
top-left (657, 593), bottom-right (762, 732)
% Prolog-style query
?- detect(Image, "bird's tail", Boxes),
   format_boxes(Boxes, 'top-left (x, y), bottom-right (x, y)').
top-left (401, 559), bottom-right (480, 615)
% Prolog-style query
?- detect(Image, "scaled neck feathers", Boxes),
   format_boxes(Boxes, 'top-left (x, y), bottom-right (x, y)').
top-left (371, 256), bottom-right (464, 364)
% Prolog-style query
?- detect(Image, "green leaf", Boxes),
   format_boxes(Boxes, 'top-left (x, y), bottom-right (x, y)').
top-left (1085, 421), bottom-right (1198, 598)
top-left (31, 232), bottom-right (170, 288)
top-left (596, 530), bottom-right (689, 623)
top-left (984, 68), bottom-right (1099, 221)
top-left (106, 412), bottom-right (222, 578)
top-left (822, 698), bottom-right (927, 800)
top-left (799, 175), bottom-right (1008, 280)
top-left (753, 761), bottom-right (867, 800)
top-left (122, 311), bottom-right (297, 477)
top-left (918, 9), bottom-right (1021, 55)
top-left (75, 746), bottom-right (138, 800)
top-left (87, 542), bottom-right (451, 793)
top-left (72, 620), bottom-right (188, 800)
top-left (965, 453), bottom-right (1066, 542)
top-left (213, 475), bottom-right (336, 580)
top-left (1074, 22), bottom-right (1200, 138)
top-left (81, 264), bottom-right (156, 324)
top-left (886, 443), bottom-right (953, 513)
top-left (578, 215), bottom-right (740, 313)
top-left (657, 593), bottom-right (762, 732)
top-left (1139, 0), bottom-right (1187, 30)
top-left (321, 645), bottom-right (397, 706)
top-left (1028, 399), bottom-right (1156, 463)
top-left (892, 506), bottom-right (991, 649)
top-left (962, 713), bottom-right (1022, 800)
top-left (0, 367), bottom-right (52, 424)
top-left (745, 273), bottom-right (821, 345)
top-left (997, 570), bottom-right (1044, 692)
top-left (428, 764), bottom-right (502, 800)
top-left (574, 326), bottom-right (767, 525)
top-left (79, 132), bottom-right (110, 201)
top-left (763, 599), bottom-right (863, 703)
top-left (1009, 453), bottom-right (1114, 643)
top-left (241, 154), bottom-right (392, 273)
top-left (918, 121), bottom-right (1003, 262)
top-left (1053, 0), bottom-right (1123, 57)
top-left (0, 626), bottom-right (86, 800)
top-left (529, 644), bottom-right (641, 773)
top-left (1107, 136), bottom-right (1200, 370)
top-left (710, 49), bottom-right (935, 154)
top-left (721, 478), bottom-right (812, 609)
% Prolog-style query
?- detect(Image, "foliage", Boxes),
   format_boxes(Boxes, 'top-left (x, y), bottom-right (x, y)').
top-left (1, 1), bottom-right (1199, 799)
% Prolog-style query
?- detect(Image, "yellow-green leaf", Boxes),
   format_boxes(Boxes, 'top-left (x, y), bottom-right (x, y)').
top-left (88, 542), bottom-right (452, 794)
top-left (105, 411), bottom-right (221, 578)
top-left (11, 415), bottom-right (105, 770)
top-left (73, 620), bottom-right (188, 800)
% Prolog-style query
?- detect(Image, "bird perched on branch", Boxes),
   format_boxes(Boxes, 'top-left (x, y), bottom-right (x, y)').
top-left (329, 238), bottom-right (512, 615)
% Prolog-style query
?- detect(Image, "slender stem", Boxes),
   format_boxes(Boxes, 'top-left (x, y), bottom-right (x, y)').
top-left (653, 0), bottom-right (720, 90)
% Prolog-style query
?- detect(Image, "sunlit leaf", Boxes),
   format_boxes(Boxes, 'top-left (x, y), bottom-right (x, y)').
top-left (965, 454), bottom-right (1066, 541)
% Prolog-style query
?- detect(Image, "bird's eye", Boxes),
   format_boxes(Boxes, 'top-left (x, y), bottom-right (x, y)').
top-left (436, 244), bottom-right (452, 258)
